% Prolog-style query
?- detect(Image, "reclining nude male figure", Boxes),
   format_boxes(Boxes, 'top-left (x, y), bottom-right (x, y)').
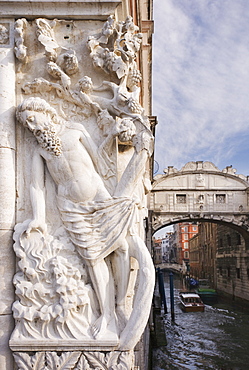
top-left (16, 97), bottom-right (154, 350)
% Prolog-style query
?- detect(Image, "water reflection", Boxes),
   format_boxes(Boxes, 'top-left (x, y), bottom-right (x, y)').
top-left (152, 273), bottom-right (249, 370)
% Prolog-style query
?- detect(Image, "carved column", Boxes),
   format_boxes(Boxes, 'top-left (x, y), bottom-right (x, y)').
top-left (0, 18), bottom-right (16, 369)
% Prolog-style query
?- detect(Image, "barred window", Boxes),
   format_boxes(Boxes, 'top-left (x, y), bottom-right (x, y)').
top-left (216, 194), bottom-right (226, 203)
top-left (176, 194), bottom-right (186, 204)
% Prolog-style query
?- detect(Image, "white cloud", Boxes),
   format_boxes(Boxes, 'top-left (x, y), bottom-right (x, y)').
top-left (153, 0), bottom-right (249, 175)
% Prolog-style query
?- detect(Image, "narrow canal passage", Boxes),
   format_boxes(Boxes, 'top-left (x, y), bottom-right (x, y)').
top-left (152, 272), bottom-right (249, 370)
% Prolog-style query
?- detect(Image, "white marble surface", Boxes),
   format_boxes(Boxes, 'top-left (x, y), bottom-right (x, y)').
top-left (11, 15), bottom-right (155, 358)
top-left (0, 314), bottom-right (14, 370)
top-left (0, 230), bottom-right (15, 314)
top-left (0, 0), bottom-right (122, 20)
top-left (0, 18), bottom-right (16, 369)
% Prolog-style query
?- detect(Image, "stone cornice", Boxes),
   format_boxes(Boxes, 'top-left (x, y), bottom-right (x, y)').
top-left (153, 161), bottom-right (249, 187)
top-left (0, 0), bottom-right (122, 20)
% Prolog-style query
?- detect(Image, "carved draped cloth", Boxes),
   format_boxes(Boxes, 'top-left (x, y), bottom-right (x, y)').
top-left (57, 196), bottom-right (135, 263)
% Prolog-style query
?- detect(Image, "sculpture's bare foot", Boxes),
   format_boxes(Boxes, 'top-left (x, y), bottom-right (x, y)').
top-left (116, 305), bottom-right (130, 333)
top-left (91, 314), bottom-right (109, 339)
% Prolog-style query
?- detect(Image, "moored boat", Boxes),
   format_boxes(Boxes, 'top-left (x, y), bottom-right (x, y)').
top-left (179, 292), bottom-right (205, 312)
top-left (196, 279), bottom-right (218, 304)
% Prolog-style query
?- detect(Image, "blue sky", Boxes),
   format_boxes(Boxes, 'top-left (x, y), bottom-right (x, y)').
top-left (152, 0), bottom-right (249, 177)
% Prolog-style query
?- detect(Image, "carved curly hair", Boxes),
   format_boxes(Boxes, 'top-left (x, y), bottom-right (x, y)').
top-left (16, 97), bottom-right (59, 127)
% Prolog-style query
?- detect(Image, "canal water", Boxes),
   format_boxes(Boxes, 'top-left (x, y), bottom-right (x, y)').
top-left (152, 272), bottom-right (249, 370)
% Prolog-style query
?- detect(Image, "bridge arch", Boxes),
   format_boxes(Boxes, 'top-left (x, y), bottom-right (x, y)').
top-left (150, 161), bottom-right (249, 244)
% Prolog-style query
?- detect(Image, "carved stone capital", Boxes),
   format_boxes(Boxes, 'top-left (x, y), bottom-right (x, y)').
top-left (13, 350), bottom-right (135, 369)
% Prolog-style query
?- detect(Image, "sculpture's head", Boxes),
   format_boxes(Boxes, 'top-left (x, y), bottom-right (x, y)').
top-left (118, 118), bottom-right (136, 144)
top-left (16, 97), bottom-right (59, 132)
top-left (97, 109), bottom-right (115, 136)
top-left (78, 76), bottom-right (93, 94)
top-left (16, 97), bottom-right (62, 156)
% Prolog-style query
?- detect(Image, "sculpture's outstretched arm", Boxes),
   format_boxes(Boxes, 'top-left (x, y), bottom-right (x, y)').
top-left (114, 129), bottom-right (154, 198)
top-left (78, 128), bottom-right (100, 166)
top-left (93, 81), bottom-right (115, 93)
top-left (26, 151), bottom-right (47, 235)
top-left (98, 119), bottom-right (127, 155)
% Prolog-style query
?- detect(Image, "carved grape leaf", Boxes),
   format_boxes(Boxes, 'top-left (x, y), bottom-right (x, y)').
top-left (75, 354), bottom-right (91, 369)
top-left (13, 352), bottom-right (45, 370)
top-left (108, 351), bottom-right (134, 370)
top-left (36, 19), bottom-right (59, 53)
top-left (83, 352), bottom-right (107, 370)
top-left (112, 58), bottom-right (128, 79)
top-left (115, 351), bottom-right (134, 370)
top-left (46, 351), bottom-right (81, 370)
top-left (105, 352), bottom-right (119, 368)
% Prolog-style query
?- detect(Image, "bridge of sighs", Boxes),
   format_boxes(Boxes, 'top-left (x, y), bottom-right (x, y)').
top-left (150, 161), bottom-right (249, 243)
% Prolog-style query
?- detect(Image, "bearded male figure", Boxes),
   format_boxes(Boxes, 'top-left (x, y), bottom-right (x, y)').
top-left (16, 97), bottom-right (155, 350)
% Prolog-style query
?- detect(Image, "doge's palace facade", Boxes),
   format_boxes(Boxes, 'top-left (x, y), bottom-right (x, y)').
top-left (0, 1), bottom-right (154, 369)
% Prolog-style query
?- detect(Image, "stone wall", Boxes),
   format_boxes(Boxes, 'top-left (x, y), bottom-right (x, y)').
top-left (216, 224), bottom-right (249, 304)
top-left (189, 221), bottom-right (249, 304)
